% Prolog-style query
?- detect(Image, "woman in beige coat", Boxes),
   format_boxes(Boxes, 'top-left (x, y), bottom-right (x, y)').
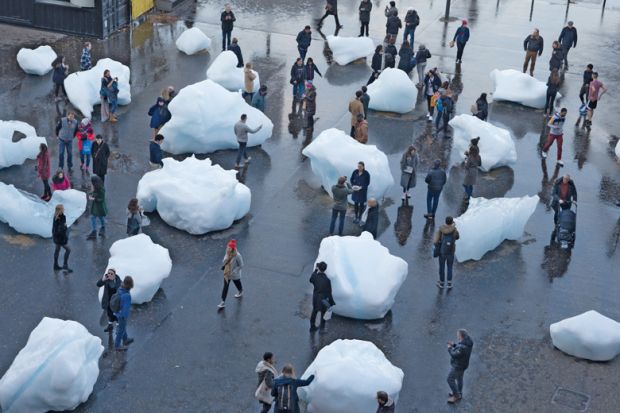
top-left (243, 62), bottom-right (256, 103)
top-left (218, 239), bottom-right (244, 308)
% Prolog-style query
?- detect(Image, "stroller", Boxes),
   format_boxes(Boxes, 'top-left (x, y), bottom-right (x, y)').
top-left (554, 202), bottom-right (576, 249)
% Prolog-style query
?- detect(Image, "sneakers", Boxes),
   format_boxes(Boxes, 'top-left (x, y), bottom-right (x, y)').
top-left (541, 151), bottom-right (547, 159)
top-left (447, 394), bottom-right (462, 404)
top-left (424, 213), bottom-right (434, 220)
top-left (436, 281), bottom-right (445, 289)
top-left (557, 160), bottom-right (564, 167)
top-left (217, 301), bottom-right (225, 309)
top-left (234, 291), bottom-right (243, 298)
top-left (309, 325), bottom-right (318, 332)
top-left (246, 156), bottom-right (252, 163)
top-left (426, 113), bottom-right (433, 121)
top-left (99, 227), bottom-right (106, 237)
top-left (123, 338), bottom-right (134, 346)
top-left (446, 282), bottom-right (453, 289)
top-left (104, 324), bottom-right (113, 333)
top-left (62, 265), bottom-right (73, 273)
top-left (87, 231), bottom-right (97, 240)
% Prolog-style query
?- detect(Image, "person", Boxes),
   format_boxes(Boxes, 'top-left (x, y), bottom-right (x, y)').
top-left (36, 143), bottom-right (51, 201)
top-left (99, 70), bottom-right (118, 123)
top-left (304, 84), bottom-right (317, 129)
top-left (549, 40), bottom-right (564, 72)
top-left (51, 56), bottom-right (68, 100)
top-left (415, 44), bottom-right (431, 87)
top-left (424, 70), bottom-right (441, 121)
top-left (362, 198), bottom-right (379, 238)
top-left (51, 169), bottom-right (71, 191)
top-left (252, 85), bottom-right (268, 112)
top-left (229, 37), bottom-right (244, 68)
top-left (436, 91), bottom-right (455, 135)
top-left (351, 161), bottom-right (370, 223)
top-left (304, 58), bottom-right (322, 85)
top-left (148, 97), bottom-right (171, 137)
top-left (424, 159), bottom-right (447, 219)
top-left (578, 64), bottom-right (593, 104)
top-left (463, 139), bottom-right (481, 199)
top-left (92, 134), bottom-right (110, 183)
top-left (403, 8), bottom-right (420, 46)
top-left (329, 176), bottom-right (353, 236)
top-left (149, 134), bottom-right (164, 168)
top-left (319, 0), bottom-right (342, 30)
top-left (544, 69), bottom-right (561, 116)
top-left (97, 268), bottom-right (121, 332)
top-left (384, 1), bottom-right (398, 18)
top-left (272, 364), bottom-right (315, 413)
top-left (523, 29), bottom-right (544, 76)
top-left (451, 20), bottom-right (470, 63)
top-left (126, 198), bottom-right (143, 236)
top-left (220, 3), bottom-right (236, 51)
top-left (397, 40), bottom-right (414, 74)
top-left (52, 204), bottom-right (72, 272)
top-left (384, 38), bottom-right (398, 69)
top-left (434, 216), bottom-right (460, 288)
top-left (55, 111), bottom-right (78, 171)
top-left (114, 276), bottom-right (135, 351)
top-left (575, 100), bottom-right (588, 127)
top-left (218, 239), bottom-right (244, 308)
top-left (400, 145), bottom-right (419, 199)
top-left (309, 261), bottom-right (335, 332)
top-left (296, 26), bottom-right (312, 61)
top-left (473, 93), bottom-right (488, 121)
top-left (243, 62), bottom-right (256, 103)
top-left (255, 352), bottom-right (278, 413)
top-left (585, 72), bottom-right (607, 127)
top-left (75, 118), bottom-right (94, 168)
top-left (360, 86), bottom-right (370, 119)
top-left (234, 114), bottom-right (262, 168)
top-left (290, 57), bottom-right (306, 101)
top-left (385, 9), bottom-right (402, 43)
top-left (542, 108), bottom-right (567, 166)
top-left (558, 21), bottom-right (577, 69)
top-left (376, 391), bottom-right (396, 412)
top-left (446, 329), bottom-right (474, 403)
top-left (87, 175), bottom-right (107, 239)
top-left (551, 175), bottom-right (577, 224)
top-left (359, 0), bottom-right (372, 37)
top-left (367, 45), bottom-right (383, 85)
top-left (348, 91), bottom-right (365, 136)
top-left (354, 113), bottom-right (369, 144)
top-left (80, 42), bottom-right (92, 71)
top-left (161, 85), bottom-right (176, 104)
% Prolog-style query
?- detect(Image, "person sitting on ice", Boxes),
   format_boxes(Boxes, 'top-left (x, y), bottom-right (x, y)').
top-left (229, 37), bottom-right (244, 68)
top-left (51, 169), bottom-right (71, 191)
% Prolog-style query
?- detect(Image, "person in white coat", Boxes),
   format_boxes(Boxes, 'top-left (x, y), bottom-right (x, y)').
top-left (218, 239), bottom-right (244, 308)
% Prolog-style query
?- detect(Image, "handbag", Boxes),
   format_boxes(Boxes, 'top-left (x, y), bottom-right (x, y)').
top-left (449, 40), bottom-right (455, 48)
top-left (254, 379), bottom-right (272, 403)
top-left (404, 166), bottom-right (414, 174)
top-left (433, 242), bottom-right (440, 258)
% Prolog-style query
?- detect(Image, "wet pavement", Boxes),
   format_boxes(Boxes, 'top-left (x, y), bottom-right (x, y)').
top-left (1, 0), bottom-right (620, 412)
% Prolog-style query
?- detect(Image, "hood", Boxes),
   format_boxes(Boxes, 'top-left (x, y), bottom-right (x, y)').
top-left (440, 223), bottom-right (457, 235)
top-left (255, 360), bottom-right (275, 374)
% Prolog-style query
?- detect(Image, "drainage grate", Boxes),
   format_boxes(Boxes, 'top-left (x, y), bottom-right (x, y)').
top-left (551, 388), bottom-right (591, 412)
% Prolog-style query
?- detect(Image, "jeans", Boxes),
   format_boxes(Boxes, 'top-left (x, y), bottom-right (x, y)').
top-left (54, 83), bottom-right (67, 97)
top-left (416, 62), bottom-right (427, 85)
top-left (544, 90), bottom-right (557, 114)
top-left (329, 209), bottom-right (346, 235)
top-left (298, 46), bottom-right (307, 61)
top-left (543, 133), bottom-right (563, 161)
top-left (293, 82), bottom-right (305, 99)
top-left (463, 184), bottom-right (473, 198)
top-left (360, 21), bottom-right (369, 37)
top-left (221, 279), bottom-right (243, 301)
top-left (242, 91), bottom-right (254, 104)
top-left (236, 141), bottom-right (248, 165)
top-left (108, 98), bottom-right (118, 114)
top-left (427, 189), bottom-right (441, 215)
top-left (562, 46), bottom-right (571, 66)
top-left (435, 110), bottom-right (444, 128)
top-left (80, 153), bottom-right (91, 168)
top-left (90, 215), bottom-right (105, 231)
top-left (54, 244), bottom-right (70, 266)
top-left (306, 114), bottom-right (315, 129)
top-left (403, 25), bottom-right (416, 45)
top-left (354, 202), bottom-right (365, 220)
top-left (523, 50), bottom-right (538, 75)
top-left (439, 253), bottom-right (454, 282)
top-left (447, 367), bottom-right (465, 397)
top-left (456, 42), bottom-right (466, 61)
top-left (42, 179), bottom-right (51, 198)
top-left (222, 30), bottom-right (232, 50)
top-left (58, 140), bottom-right (73, 170)
top-left (579, 82), bottom-right (589, 104)
top-left (115, 316), bottom-right (128, 348)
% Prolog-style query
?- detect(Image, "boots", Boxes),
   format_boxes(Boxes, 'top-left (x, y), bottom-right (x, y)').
top-left (53, 250), bottom-right (61, 270)
top-left (87, 230), bottom-right (97, 240)
top-left (62, 251), bottom-right (73, 273)
top-left (99, 227), bottom-right (106, 237)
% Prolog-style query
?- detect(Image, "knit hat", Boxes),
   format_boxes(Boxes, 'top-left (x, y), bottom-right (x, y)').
top-left (462, 19), bottom-right (468, 25)
top-left (228, 239), bottom-right (237, 249)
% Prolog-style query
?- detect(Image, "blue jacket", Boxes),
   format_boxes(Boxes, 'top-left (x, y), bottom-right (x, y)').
top-left (425, 166), bottom-right (447, 191)
top-left (351, 169), bottom-right (370, 203)
top-left (271, 375), bottom-right (314, 413)
top-left (305, 63), bottom-right (322, 81)
top-left (453, 26), bottom-right (470, 44)
top-left (150, 141), bottom-right (163, 166)
top-left (148, 98), bottom-right (171, 129)
top-left (114, 288), bottom-right (132, 319)
top-left (558, 26), bottom-right (577, 49)
top-left (251, 93), bottom-right (265, 112)
top-left (296, 30), bottom-right (312, 49)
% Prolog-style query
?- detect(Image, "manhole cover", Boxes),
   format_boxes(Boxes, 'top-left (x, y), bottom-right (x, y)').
top-left (551, 388), bottom-right (590, 412)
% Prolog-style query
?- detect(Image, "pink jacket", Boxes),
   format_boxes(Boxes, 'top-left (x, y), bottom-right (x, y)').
top-left (51, 175), bottom-right (71, 191)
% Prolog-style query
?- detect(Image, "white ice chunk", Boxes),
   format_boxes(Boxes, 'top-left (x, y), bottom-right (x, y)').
top-left (326, 35), bottom-right (374, 66)
top-left (0, 183), bottom-right (86, 238)
top-left (550, 310), bottom-right (620, 361)
top-left (0, 317), bottom-right (103, 413)
top-left (448, 114), bottom-right (517, 171)
top-left (302, 128), bottom-right (394, 201)
top-left (298, 339), bottom-right (403, 413)
top-left (615, 140), bottom-right (620, 159)
top-left (136, 156), bottom-right (250, 235)
top-left (16, 46), bottom-right (57, 76)
top-left (159, 79), bottom-right (272, 155)
top-left (366, 68), bottom-right (416, 114)
top-left (490, 69), bottom-right (561, 109)
top-left (206, 51), bottom-right (260, 92)
top-left (0, 120), bottom-right (47, 169)
top-left (98, 234), bottom-right (172, 305)
top-left (64, 58), bottom-right (131, 117)
top-left (454, 195), bottom-right (538, 262)
top-left (175, 27), bottom-right (212, 55)
top-left (315, 232), bottom-right (408, 319)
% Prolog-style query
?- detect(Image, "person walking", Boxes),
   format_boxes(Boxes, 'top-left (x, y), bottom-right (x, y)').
top-left (51, 169), bottom-right (71, 191)
top-left (446, 329), bottom-right (474, 403)
top-left (296, 26), bottom-right (312, 61)
top-left (87, 175), bottom-right (107, 239)
top-left (309, 261), bottom-right (335, 332)
top-left (51, 56), bottom-right (69, 101)
top-left (148, 97), bottom-right (171, 137)
top-left (113, 276), bottom-right (135, 351)
top-left (252, 85), bottom-right (268, 112)
top-left (318, 0), bottom-right (342, 30)
top-left (220, 3), bottom-right (236, 51)
top-left (473, 93), bottom-right (488, 121)
top-left (424, 159), bottom-right (447, 220)
top-left (80, 42), bottom-right (92, 71)
top-left (234, 114), bottom-right (263, 168)
top-left (384, 38), bottom-right (397, 69)
top-left (463, 138), bottom-right (481, 200)
top-left (362, 198), bottom-right (379, 238)
top-left (403, 8), bottom-right (420, 46)
top-left (218, 239), bottom-right (244, 309)
top-left (358, 0), bottom-right (372, 37)
top-left (451, 20), bottom-right (470, 64)
top-left (376, 391), bottom-right (396, 412)
top-left (97, 268), bottom-right (121, 333)
top-left (354, 113), bottom-right (369, 144)
top-left (304, 84), bottom-right (317, 130)
top-left (551, 175), bottom-right (577, 225)
top-left (126, 198), bottom-right (143, 236)
top-left (549, 41), bottom-right (564, 72)
top-left (400, 145), bottom-right (419, 199)
top-left (255, 352), bottom-right (278, 413)
top-left (523, 29), bottom-right (544, 76)
top-left (578, 64), bottom-right (593, 104)
top-left (351, 161), bottom-right (370, 223)
top-left (558, 21), bottom-right (577, 69)
top-left (272, 364), bottom-right (315, 413)
top-left (360, 86), bottom-right (370, 119)
top-left (243, 62), bottom-right (256, 103)
top-left (229, 38), bottom-right (244, 67)
top-left (542, 108), bottom-right (567, 166)
top-left (99, 70), bottom-right (117, 123)
top-left (585, 72), bottom-right (607, 127)
top-left (424, 70), bottom-right (441, 121)
top-left (36, 143), bottom-right (52, 201)
top-left (329, 176), bottom-right (353, 236)
top-left (92, 134), bottom-right (110, 183)
top-left (290, 58), bottom-right (306, 101)
top-left (52, 204), bottom-right (72, 272)
top-left (397, 40), bottom-right (414, 74)
top-left (434, 216), bottom-right (460, 289)
top-left (149, 134), bottom-right (164, 168)
top-left (304, 58), bottom-right (322, 86)
top-left (348, 91), bottom-right (365, 136)
top-left (436, 91), bottom-right (455, 135)
top-left (415, 45), bottom-right (431, 87)
top-left (544, 69), bottom-right (561, 116)
top-left (55, 111), bottom-right (78, 172)
top-left (367, 45), bottom-right (383, 85)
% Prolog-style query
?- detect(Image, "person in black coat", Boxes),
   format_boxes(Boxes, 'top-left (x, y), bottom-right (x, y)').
top-left (358, 0), bottom-right (372, 37)
top-left (97, 268), bottom-right (121, 333)
top-left (304, 58), bottom-right (323, 83)
top-left (367, 45), bottom-right (383, 85)
top-left (447, 329), bottom-right (474, 404)
top-left (351, 162), bottom-right (371, 223)
top-left (92, 134), bottom-right (111, 183)
top-left (220, 4), bottom-right (236, 51)
top-left (319, 0), bottom-right (342, 30)
top-left (51, 56), bottom-right (69, 100)
top-left (229, 38), bottom-right (244, 68)
top-left (474, 93), bottom-right (488, 121)
top-left (384, 38), bottom-right (398, 69)
top-left (309, 261), bottom-right (335, 332)
top-left (52, 204), bottom-right (72, 272)
top-left (362, 198), bottom-right (379, 238)
top-left (397, 41), bottom-right (414, 74)
top-left (296, 26), bottom-right (312, 61)
top-left (558, 21), bottom-right (577, 68)
top-left (549, 41), bottom-right (564, 72)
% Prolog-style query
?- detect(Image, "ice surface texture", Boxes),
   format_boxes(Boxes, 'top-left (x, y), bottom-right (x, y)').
top-left (136, 156), bottom-right (250, 235)
top-left (449, 114), bottom-right (517, 171)
top-left (315, 232), bottom-right (408, 319)
top-left (0, 317), bottom-right (103, 413)
top-left (176, 27), bottom-right (212, 55)
top-left (0, 183), bottom-right (86, 238)
top-left (367, 68), bottom-right (416, 114)
top-left (302, 128), bottom-right (394, 201)
top-left (0, 120), bottom-right (47, 169)
top-left (159, 79), bottom-right (272, 155)
top-left (550, 310), bottom-right (620, 361)
top-left (490, 69), bottom-right (561, 109)
top-left (98, 234), bottom-right (172, 304)
top-left (454, 195), bottom-right (538, 262)
top-left (64, 58), bottom-right (131, 117)
top-left (298, 339), bottom-right (404, 413)
top-left (326, 35), bottom-right (374, 66)
top-left (206, 51), bottom-right (260, 92)
top-left (16, 46), bottom-right (57, 76)
top-left (615, 140), bottom-right (620, 159)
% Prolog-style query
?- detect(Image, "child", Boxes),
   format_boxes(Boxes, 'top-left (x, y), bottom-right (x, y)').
top-left (575, 101), bottom-right (587, 127)
top-left (80, 133), bottom-right (93, 172)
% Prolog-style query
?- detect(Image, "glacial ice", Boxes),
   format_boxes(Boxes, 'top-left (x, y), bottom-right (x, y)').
top-left (0, 120), bottom-right (47, 169)
top-left (16, 46), bottom-right (57, 76)
top-left (206, 51), bottom-right (260, 93)
top-left (490, 69), bottom-right (561, 109)
top-left (175, 27), bottom-right (212, 55)
top-left (326, 35), bottom-right (375, 66)
top-left (367, 68), bottom-right (416, 114)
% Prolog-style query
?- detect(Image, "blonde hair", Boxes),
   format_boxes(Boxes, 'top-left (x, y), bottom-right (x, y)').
top-left (54, 204), bottom-right (64, 219)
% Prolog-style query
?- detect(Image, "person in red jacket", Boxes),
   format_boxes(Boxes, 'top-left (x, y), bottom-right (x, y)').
top-left (75, 118), bottom-right (95, 172)
top-left (51, 169), bottom-right (71, 191)
top-left (36, 143), bottom-right (51, 201)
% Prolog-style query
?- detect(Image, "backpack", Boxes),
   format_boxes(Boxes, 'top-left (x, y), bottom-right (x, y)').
top-left (440, 231), bottom-right (455, 255)
top-left (109, 291), bottom-right (122, 313)
top-left (430, 92), bottom-right (440, 108)
top-left (578, 103), bottom-right (587, 116)
top-left (276, 382), bottom-right (294, 411)
top-left (384, 53), bottom-right (395, 67)
top-left (436, 96), bottom-right (444, 112)
top-left (81, 138), bottom-right (92, 155)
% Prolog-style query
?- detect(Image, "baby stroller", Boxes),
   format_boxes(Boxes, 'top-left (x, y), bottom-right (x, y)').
top-left (554, 202), bottom-right (576, 249)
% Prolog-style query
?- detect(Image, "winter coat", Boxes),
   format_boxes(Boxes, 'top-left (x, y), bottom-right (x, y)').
top-left (371, 52), bottom-right (383, 72)
top-left (359, 1), bottom-right (372, 23)
top-left (423, 74), bottom-right (441, 96)
top-left (304, 63), bottom-right (322, 81)
top-left (351, 169), bottom-right (370, 203)
top-left (220, 10), bottom-right (236, 31)
top-left (400, 152), bottom-right (419, 189)
top-left (229, 43), bottom-right (244, 67)
top-left (360, 92), bottom-right (370, 117)
top-left (552, 178), bottom-right (577, 205)
top-left (558, 26), bottom-right (577, 49)
top-left (363, 205), bottom-right (379, 238)
top-left (271, 375), bottom-right (315, 413)
top-left (449, 334), bottom-right (474, 370)
top-left (386, 15), bottom-right (402, 35)
top-left (150, 142), bottom-right (163, 166)
top-left (51, 175), bottom-right (71, 191)
top-left (331, 182), bottom-right (353, 210)
top-left (256, 360), bottom-right (278, 389)
top-left (100, 75), bottom-right (114, 99)
top-left (354, 120), bottom-right (369, 144)
top-left (90, 185), bottom-right (108, 217)
top-left (309, 270), bottom-right (335, 307)
top-left (384, 5), bottom-right (398, 17)
top-left (296, 30), bottom-right (312, 50)
top-left (524, 34), bottom-right (544, 54)
top-left (549, 47), bottom-right (564, 71)
top-left (397, 45), bottom-right (414, 72)
top-left (546, 75), bottom-right (561, 95)
top-left (377, 398), bottom-right (396, 413)
top-left (148, 98), bottom-right (171, 129)
top-left (114, 287), bottom-right (132, 319)
top-left (434, 223), bottom-right (460, 254)
top-left (56, 117), bottom-right (78, 143)
top-left (222, 252), bottom-right (243, 281)
top-left (37, 151), bottom-right (51, 180)
top-left (475, 98), bottom-right (488, 121)
top-left (75, 122), bottom-right (94, 152)
top-left (425, 166), bottom-right (447, 192)
top-left (244, 68), bottom-right (256, 93)
top-left (304, 90), bottom-right (316, 115)
top-left (453, 26), bottom-right (470, 44)
top-left (463, 153), bottom-right (481, 186)
top-left (348, 98), bottom-right (365, 126)
top-left (251, 93), bottom-right (266, 112)
top-left (52, 63), bottom-right (67, 84)
top-left (290, 63), bottom-right (306, 84)
top-left (405, 10), bottom-right (420, 28)
top-left (96, 276), bottom-right (121, 310)
top-left (92, 141), bottom-right (110, 176)
top-left (415, 48), bottom-right (431, 64)
top-left (326, 0), bottom-right (338, 13)
top-left (52, 214), bottom-right (68, 245)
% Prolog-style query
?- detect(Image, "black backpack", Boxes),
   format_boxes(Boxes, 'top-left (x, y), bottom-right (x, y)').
top-left (276, 383), bottom-right (294, 411)
top-left (440, 231), bottom-right (455, 255)
top-left (384, 53), bottom-right (395, 68)
top-left (109, 291), bottom-right (122, 313)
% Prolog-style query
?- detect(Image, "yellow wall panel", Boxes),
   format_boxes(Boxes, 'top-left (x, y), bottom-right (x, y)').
top-left (132, 0), bottom-right (154, 20)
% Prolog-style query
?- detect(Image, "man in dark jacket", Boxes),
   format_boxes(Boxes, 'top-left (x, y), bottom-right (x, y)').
top-left (579, 64), bottom-right (593, 104)
top-left (385, 10), bottom-right (402, 42)
top-left (361, 86), bottom-right (370, 119)
top-left (290, 58), bottom-right (306, 100)
top-left (367, 45), bottom-right (383, 85)
top-left (424, 159), bottom-right (447, 219)
top-left (552, 174), bottom-right (577, 224)
top-left (229, 38), bottom-right (244, 68)
top-left (92, 134), bottom-right (110, 183)
top-left (97, 268), bottom-right (121, 333)
top-left (434, 216), bottom-right (460, 288)
top-left (329, 176), bottom-right (353, 235)
top-left (403, 8), bottom-right (420, 46)
top-left (296, 26), bottom-right (312, 61)
top-left (220, 3), bottom-right (236, 51)
top-left (319, 0), bottom-right (342, 30)
top-left (415, 45), bottom-right (431, 87)
top-left (271, 364), bottom-right (314, 413)
top-left (452, 20), bottom-right (470, 64)
top-left (309, 261), bottom-right (335, 332)
top-left (359, 0), bottom-right (372, 37)
top-left (376, 391), bottom-right (396, 412)
top-left (384, 38), bottom-right (398, 69)
top-left (114, 276), bottom-right (135, 351)
top-left (549, 41), bottom-right (564, 72)
top-left (523, 29), bottom-right (544, 76)
top-left (447, 329), bottom-right (474, 404)
top-left (304, 85), bottom-right (317, 129)
top-left (55, 111), bottom-right (78, 172)
top-left (149, 134), bottom-right (164, 168)
top-left (558, 21), bottom-right (577, 68)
